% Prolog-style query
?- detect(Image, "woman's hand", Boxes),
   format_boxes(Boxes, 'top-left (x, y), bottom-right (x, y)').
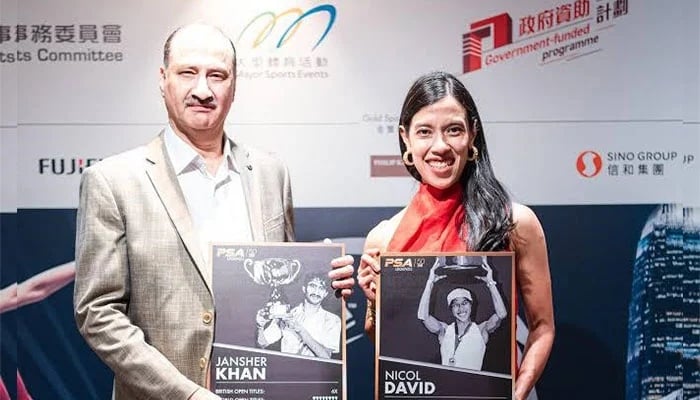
top-left (429, 257), bottom-right (447, 283)
top-left (357, 248), bottom-right (381, 302)
top-left (476, 258), bottom-right (495, 284)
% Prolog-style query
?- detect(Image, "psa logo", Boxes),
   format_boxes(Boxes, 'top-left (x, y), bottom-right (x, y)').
top-left (576, 151), bottom-right (603, 178)
top-left (463, 13), bottom-right (512, 73)
top-left (383, 257), bottom-right (426, 269)
top-left (216, 247), bottom-right (258, 260)
top-left (39, 158), bottom-right (100, 175)
top-left (238, 4), bottom-right (336, 50)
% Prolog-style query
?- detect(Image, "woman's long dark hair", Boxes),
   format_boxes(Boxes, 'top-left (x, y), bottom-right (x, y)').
top-left (398, 71), bottom-right (514, 251)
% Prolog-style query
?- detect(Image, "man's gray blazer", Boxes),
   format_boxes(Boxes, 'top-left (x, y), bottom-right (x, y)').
top-left (74, 133), bottom-right (294, 399)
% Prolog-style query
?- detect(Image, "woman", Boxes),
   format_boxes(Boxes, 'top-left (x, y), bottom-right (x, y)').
top-left (357, 71), bottom-right (554, 400)
top-left (417, 256), bottom-right (507, 371)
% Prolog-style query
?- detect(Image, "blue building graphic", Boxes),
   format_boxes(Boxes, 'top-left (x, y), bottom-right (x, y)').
top-left (626, 205), bottom-right (700, 400)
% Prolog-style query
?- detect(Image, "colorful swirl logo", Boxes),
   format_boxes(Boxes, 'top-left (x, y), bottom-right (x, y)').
top-left (238, 4), bottom-right (337, 50)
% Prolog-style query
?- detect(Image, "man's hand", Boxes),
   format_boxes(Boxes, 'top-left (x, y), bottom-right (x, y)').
top-left (324, 239), bottom-right (355, 300)
top-left (189, 388), bottom-right (221, 400)
top-left (282, 315), bottom-right (303, 334)
top-left (255, 308), bottom-right (271, 328)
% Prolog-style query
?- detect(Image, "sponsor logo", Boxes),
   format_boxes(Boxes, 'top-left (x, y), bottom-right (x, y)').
top-left (463, 13), bottom-right (513, 73)
top-left (384, 257), bottom-right (413, 268)
top-left (383, 257), bottom-right (426, 271)
top-left (576, 149), bottom-right (694, 178)
top-left (462, 0), bottom-right (629, 73)
top-left (237, 4), bottom-right (336, 50)
top-left (234, 4), bottom-right (336, 80)
top-left (38, 158), bottom-right (100, 175)
top-left (576, 150), bottom-right (602, 177)
top-left (370, 155), bottom-right (409, 178)
top-left (216, 247), bottom-right (258, 260)
top-left (0, 24), bottom-right (125, 64)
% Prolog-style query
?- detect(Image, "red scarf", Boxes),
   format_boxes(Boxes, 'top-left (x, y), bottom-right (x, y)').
top-left (387, 183), bottom-right (467, 252)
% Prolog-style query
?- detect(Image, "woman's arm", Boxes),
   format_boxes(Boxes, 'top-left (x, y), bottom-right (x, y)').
top-left (17, 262), bottom-right (76, 309)
top-left (417, 258), bottom-right (446, 335)
top-left (0, 283), bottom-right (17, 314)
top-left (358, 210), bottom-right (405, 342)
top-left (358, 242), bottom-right (381, 341)
top-left (478, 259), bottom-right (508, 337)
top-left (358, 217), bottom-right (397, 341)
top-left (511, 203), bottom-right (555, 400)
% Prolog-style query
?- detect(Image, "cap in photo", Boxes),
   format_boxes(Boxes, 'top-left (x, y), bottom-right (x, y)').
top-left (447, 287), bottom-right (473, 306)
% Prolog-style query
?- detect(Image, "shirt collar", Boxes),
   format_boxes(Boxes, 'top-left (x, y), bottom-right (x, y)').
top-left (222, 134), bottom-right (240, 173)
top-left (163, 125), bottom-right (239, 175)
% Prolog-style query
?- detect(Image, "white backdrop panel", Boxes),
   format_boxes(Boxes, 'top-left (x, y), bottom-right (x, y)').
top-left (683, 0), bottom-right (699, 122)
top-left (17, 120), bottom-right (697, 208)
top-left (485, 121), bottom-right (695, 205)
top-left (17, 125), bottom-right (156, 208)
top-left (463, 1), bottom-right (686, 123)
top-left (682, 123), bottom-right (700, 206)
top-left (232, 123), bottom-right (418, 207)
top-left (7, 0), bottom-right (699, 209)
top-left (1, 128), bottom-right (17, 212)
top-left (16, 123), bottom-right (418, 209)
top-left (5, 0), bottom-right (690, 126)
top-left (0, 0), bottom-right (18, 127)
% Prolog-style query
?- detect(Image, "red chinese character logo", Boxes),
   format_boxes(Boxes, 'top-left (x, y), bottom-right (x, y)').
top-left (463, 13), bottom-right (512, 73)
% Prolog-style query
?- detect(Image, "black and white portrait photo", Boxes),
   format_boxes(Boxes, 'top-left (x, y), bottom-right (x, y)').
top-left (417, 255), bottom-right (508, 371)
top-left (255, 270), bottom-right (342, 359)
top-left (380, 253), bottom-right (513, 376)
top-left (210, 243), bottom-right (345, 398)
top-left (212, 243), bottom-right (344, 361)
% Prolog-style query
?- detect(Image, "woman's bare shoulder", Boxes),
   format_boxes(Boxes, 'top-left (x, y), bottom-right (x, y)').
top-left (364, 208), bottom-right (407, 252)
top-left (512, 201), bottom-right (534, 222)
top-left (510, 202), bottom-right (546, 249)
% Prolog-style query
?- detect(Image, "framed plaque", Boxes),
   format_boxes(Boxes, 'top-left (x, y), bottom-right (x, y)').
top-left (377, 252), bottom-right (515, 399)
top-left (211, 243), bottom-right (346, 400)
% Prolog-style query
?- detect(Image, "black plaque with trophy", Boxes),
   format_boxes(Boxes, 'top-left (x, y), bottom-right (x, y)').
top-left (377, 252), bottom-right (515, 400)
top-left (211, 243), bottom-right (346, 400)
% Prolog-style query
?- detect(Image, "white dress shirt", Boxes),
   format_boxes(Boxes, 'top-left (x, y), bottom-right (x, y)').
top-left (164, 127), bottom-right (252, 268)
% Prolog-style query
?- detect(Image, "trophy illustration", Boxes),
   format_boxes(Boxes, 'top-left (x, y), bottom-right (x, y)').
top-left (244, 257), bottom-right (301, 318)
top-left (435, 255), bottom-right (486, 283)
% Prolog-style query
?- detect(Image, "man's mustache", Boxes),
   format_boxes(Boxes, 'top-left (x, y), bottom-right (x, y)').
top-left (185, 99), bottom-right (216, 109)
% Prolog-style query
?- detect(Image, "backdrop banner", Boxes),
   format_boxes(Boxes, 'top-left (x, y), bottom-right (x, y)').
top-left (1, 1), bottom-right (698, 399)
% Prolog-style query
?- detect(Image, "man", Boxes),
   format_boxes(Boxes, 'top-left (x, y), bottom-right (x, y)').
top-left (256, 272), bottom-right (341, 359)
top-left (74, 24), bottom-right (354, 400)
